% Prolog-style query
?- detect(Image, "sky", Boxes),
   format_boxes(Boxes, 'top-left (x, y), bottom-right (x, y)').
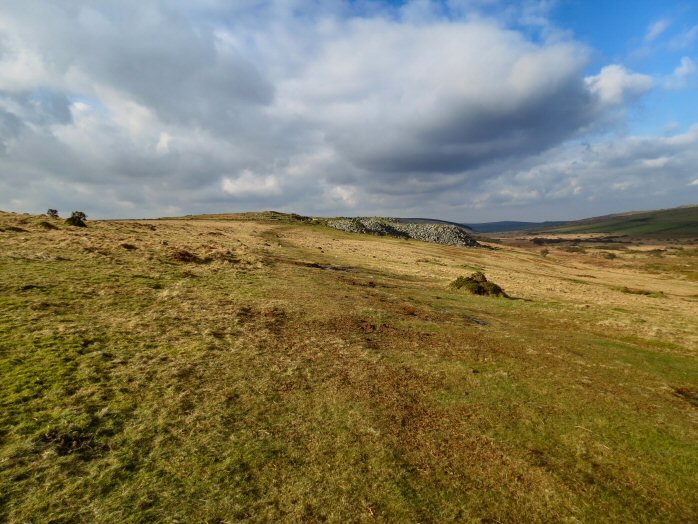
top-left (0, 0), bottom-right (697, 221)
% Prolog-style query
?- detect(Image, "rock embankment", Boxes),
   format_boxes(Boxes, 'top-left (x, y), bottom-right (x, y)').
top-left (326, 218), bottom-right (480, 247)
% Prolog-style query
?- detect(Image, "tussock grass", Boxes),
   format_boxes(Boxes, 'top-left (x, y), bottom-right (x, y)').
top-left (1, 210), bottom-right (697, 522)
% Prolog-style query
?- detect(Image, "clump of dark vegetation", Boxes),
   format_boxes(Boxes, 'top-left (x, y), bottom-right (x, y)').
top-left (619, 286), bottom-right (665, 298)
top-left (169, 248), bottom-right (239, 264)
top-left (38, 221), bottom-right (58, 230)
top-left (120, 243), bottom-right (137, 250)
top-left (4, 226), bottom-right (27, 232)
top-left (647, 249), bottom-right (665, 257)
top-left (65, 211), bottom-right (87, 227)
top-left (46, 209), bottom-right (59, 218)
top-left (208, 250), bottom-right (239, 264)
top-left (673, 386), bottom-right (698, 407)
top-left (601, 252), bottom-right (617, 259)
top-left (170, 249), bottom-right (201, 263)
top-left (563, 245), bottom-right (586, 253)
top-left (263, 211), bottom-right (312, 223)
top-left (449, 271), bottom-right (509, 297)
top-left (40, 427), bottom-right (106, 457)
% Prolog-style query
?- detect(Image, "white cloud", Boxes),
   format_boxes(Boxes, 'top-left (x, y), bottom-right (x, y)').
top-left (328, 186), bottom-right (357, 208)
top-left (665, 56), bottom-right (697, 89)
top-left (670, 24), bottom-right (698, 50)
top-left (274, 17), bottom-right (594, 179)
top-left (645, 19), bottom-right (670, 42)
top-left (469, 126), bottom-right (698, 219)
top-left (156, 132), bottom-right (172, 155)
top-left (222, 170), bottom-right (281, 197)
top-left (585, 65), bottom-right (653, 106)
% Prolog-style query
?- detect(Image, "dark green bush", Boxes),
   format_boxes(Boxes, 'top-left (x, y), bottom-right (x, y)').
top-left (66, 211), bottom-right (87, 227)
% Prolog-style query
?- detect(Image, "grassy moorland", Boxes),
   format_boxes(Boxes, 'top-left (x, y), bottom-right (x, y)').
top-left (1, 210), bottom-right (697, 523)
top-left (545, 205), bottom-right (698, 237)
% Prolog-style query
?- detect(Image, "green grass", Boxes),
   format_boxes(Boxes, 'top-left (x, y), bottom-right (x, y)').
top-left (549, 205), bottom-right (698, 237)
top-left (1, 212), bottom-right (697, 522)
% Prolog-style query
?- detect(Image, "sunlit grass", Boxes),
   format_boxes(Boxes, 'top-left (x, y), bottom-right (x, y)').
top-left (1, 211), bottom-right (697, 522)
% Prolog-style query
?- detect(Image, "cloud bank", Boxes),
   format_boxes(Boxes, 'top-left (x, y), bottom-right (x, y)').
top-left (0, 1), bottom-right (695, 220)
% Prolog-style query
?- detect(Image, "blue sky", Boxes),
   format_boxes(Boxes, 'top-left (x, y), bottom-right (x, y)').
top-left (0, 0), bottom-right (696, 221)
top-left (553, 0), bottom-right (698, 133)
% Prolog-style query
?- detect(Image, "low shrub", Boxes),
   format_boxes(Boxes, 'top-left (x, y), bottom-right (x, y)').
top-left (66, 211), bottom-right (87, 227)
top-left (449, 272), bottom-right (508, 297)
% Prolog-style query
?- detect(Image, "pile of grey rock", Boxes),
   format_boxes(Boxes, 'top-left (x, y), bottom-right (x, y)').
top-left (326, 217), bottom-right (480, 247)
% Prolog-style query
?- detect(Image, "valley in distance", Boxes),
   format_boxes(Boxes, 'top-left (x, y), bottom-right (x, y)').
top-left (1, 204), bottom-right (697, 522)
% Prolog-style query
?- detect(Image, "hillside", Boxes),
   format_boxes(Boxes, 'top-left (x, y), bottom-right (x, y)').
top-left (542, 205), bottom-right (698, 237)
top-left (466, 220), bottom-right (569, 233)
top-left (1, 210), bottom-right (697, 522)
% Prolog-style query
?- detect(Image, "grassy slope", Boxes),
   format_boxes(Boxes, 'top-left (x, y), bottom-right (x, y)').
top-left (1, 211), bottom-right (697, 523)
top-left (546, 205), bottom-right (698, 236)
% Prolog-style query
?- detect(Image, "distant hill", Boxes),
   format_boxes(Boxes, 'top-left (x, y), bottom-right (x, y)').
top-left (466, 221), bottom-right (568, 233)
top-left (167, 206), bottom-right (697, 237)
top-left (464, 205), bottom-right (697, 236)
top-left (543, 205), bottom-right (698, 237)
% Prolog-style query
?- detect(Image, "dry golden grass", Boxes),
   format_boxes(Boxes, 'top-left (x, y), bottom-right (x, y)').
top-left (1, 210), bottom-right (697, 522)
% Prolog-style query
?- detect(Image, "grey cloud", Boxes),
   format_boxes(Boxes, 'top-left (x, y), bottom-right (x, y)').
top-left (344, 77), bottom-right (595, 176)
top-left (0, 109), bottom-right (22, 153)
top-left (280, 20), bottom-right (596, 185)
top-left (1, 2), bottom-right (274, 133)
top-left (3, 89), bottom-right (73, 126)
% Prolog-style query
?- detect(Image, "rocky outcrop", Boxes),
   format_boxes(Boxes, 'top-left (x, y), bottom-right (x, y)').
top-left (326, 217), bottom-right (480, 247)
